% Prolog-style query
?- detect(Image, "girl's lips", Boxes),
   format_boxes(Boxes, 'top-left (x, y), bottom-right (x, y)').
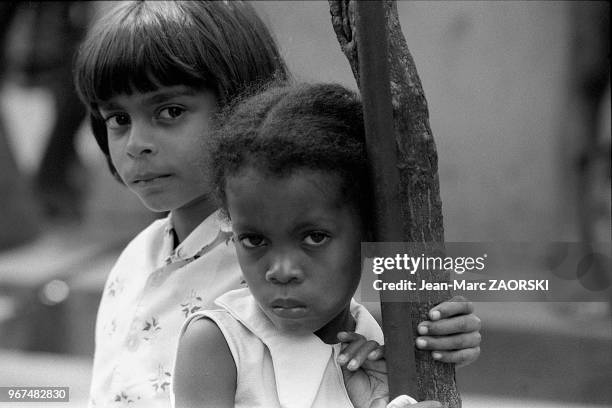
top-left (270, 298), bottom-right (306, 308)
top-left (133, 174), bottom-right (172, 184)
top-left (270, 305), bottom-right (308, 318)
top-left (270, 299), bottom-right (308, 318)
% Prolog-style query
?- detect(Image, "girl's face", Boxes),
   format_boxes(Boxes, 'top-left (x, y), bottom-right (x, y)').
top-left (226, 167), bottom-right (364, 336)
top-left (99, 85), bottom-right (217, 216)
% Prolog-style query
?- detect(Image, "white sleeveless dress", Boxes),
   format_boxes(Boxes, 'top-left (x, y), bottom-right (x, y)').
top-left (174, 288), bottom-right (385, 408)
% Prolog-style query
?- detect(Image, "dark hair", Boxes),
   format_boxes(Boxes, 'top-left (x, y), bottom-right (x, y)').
top-left (74, 0), bottom-right (288, 180)
top-left (212, 83), bottom-right (373, 231)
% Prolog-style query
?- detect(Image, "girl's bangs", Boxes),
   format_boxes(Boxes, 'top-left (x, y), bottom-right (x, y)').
top-left (80, 7), bottom-right (207, 106)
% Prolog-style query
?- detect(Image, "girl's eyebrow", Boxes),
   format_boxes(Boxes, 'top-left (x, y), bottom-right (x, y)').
top-left (98, 101), bottom-right (122, 111)
top-left (230, 220), bottom-right (259, 233)
top-left (98, 88), bottom-right (198, 111)
top-left (292, 217), bottom-right (337, 232)
top-left (143, 88), bottom-right (198, 105)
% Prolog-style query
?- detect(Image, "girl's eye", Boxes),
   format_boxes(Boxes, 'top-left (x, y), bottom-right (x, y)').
top-left (158, 106), bottom-right (185, 120)
top-left (303, 232), bottom-right (330, 246)
top-left (104, 113), bottom-right (130, 130)
top-left (239, 235), bottom-right (267, 249)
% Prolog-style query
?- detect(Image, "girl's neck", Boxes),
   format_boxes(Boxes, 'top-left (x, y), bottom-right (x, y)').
top-left (171, 195), bottom-right (217, 245)
top-left (315, 306), bottom-right (355, 344)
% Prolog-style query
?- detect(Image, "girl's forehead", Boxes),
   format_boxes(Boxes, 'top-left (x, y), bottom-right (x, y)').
top-left (227, 167), bottom-right (351, 214)
top-left (233, 167), bottom-right (342, 195)
top-left (98, 85), bottom-right (215, 109)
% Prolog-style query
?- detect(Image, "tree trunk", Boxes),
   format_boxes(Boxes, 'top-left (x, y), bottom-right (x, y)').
top-left (329, 1), bottom-right (460, 406)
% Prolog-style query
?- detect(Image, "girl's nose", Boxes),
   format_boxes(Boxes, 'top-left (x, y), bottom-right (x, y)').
top-left (126, 123), bottom-right (158, 158)
top-left (265, 255), bottom-right (305, 284)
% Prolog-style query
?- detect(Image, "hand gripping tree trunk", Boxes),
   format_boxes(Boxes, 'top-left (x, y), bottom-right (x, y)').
top-left (329, 1), bottom-right (460, 406)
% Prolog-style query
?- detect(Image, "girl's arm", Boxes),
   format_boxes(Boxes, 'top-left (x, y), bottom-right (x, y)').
top-left (173, 318), bottom-right (236, 408)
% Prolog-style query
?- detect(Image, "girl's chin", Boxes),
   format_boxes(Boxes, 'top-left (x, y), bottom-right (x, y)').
top-left (137, 195), bottom-right (206, 213)
top-left (138, 200), bottom-right (174, 213)
top-left (267, 315), bottom-right (316, 336)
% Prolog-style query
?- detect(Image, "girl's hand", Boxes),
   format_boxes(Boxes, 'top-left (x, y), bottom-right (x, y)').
top-left (340, 351), bottom-right (439, 408)
top-left (337, 331), bottom-right (384, 371)
top-left (341, 357), bottom-right (441, 408)
top-left (341, 354), bottom-right (390, 408)
top-left (338, 332), bottom-right (435, 408)
top-left (416, 295), bottom-right (482, 367)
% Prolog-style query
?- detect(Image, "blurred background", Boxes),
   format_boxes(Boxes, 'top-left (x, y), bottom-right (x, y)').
top-left (0, 1), bottom-right (610, 407)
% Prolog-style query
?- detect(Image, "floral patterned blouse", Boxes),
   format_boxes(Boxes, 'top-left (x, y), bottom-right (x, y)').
top-left (88, 211), bottom-right (244, 407)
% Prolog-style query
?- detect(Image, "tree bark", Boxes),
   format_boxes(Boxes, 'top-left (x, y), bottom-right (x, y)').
top-left (329, 1), bottom-right (460, 406)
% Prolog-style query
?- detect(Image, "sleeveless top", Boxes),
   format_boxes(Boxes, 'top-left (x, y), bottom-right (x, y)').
top-left (174, 288), bottom-right (385, 408)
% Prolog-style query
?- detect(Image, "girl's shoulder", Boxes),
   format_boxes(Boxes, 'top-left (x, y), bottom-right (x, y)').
top-left (178, 290), bottom-right (268, 369)
top-left (174, 312), bottom-right (237, 407)
top-left (179, 296), bottom-right (260, 359)
top-left (129, 216), bottom-right (171, 246)
top-left (115, 216), bottom-right (171, 259)
top-left (104, 216), bottom-right (171, 283)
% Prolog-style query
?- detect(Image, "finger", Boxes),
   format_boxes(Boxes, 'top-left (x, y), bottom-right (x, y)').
top-left (386, 395), bottom-right (418, 407)
top-left (337, 331), bottom-right (363, 344)
top-left (344, 340), bottom-right (381, 371)
top-left (430, 346), bottom-right (481, 368)
top-left (426, 296), bottom-right (473, 321)
top-left (337, 331), bottom-right (369, 355)
top-left (337, 331), bottom-right (363, 364)
top-left (336, 332), bottom-right (367, 367)
top-left (417, 314), bottom-right (481, 336)
top-left (367, 344), bottom-right (385, 361)
top-left (415, 331), bottom-right (481, 351)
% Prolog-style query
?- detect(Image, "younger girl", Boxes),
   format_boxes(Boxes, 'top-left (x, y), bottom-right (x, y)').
top-left (173, 83), bottom-right (443, 408)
